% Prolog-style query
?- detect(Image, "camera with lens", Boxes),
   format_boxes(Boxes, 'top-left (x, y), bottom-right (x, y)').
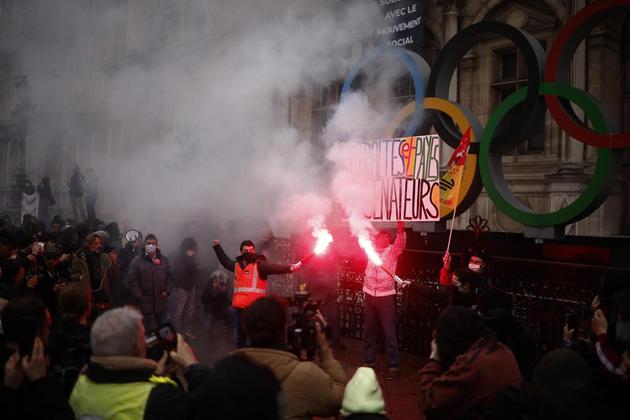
top-left (287, 289), bottom-right (331, 361)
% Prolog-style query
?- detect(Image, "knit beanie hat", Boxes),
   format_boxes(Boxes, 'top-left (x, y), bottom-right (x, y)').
top-left (340, 367), bottom-right (386, 417)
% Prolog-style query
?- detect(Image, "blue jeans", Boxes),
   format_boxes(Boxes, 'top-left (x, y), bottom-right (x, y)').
top-left (363, 294), bottom-right (399, 368)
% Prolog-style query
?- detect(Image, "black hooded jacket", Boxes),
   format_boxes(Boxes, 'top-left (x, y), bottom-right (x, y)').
top-left (173, 252), bottom-right (200, 291)
top-left (212, 244), bottom-right (292, 279)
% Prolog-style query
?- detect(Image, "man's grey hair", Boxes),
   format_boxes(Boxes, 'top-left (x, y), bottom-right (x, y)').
top-left (91, 306), bottom-right (144, 357)
top-left (210, 270), bottom-right (227, 282)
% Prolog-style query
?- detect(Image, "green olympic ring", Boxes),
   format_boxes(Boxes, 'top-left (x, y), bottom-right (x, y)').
top-left (479, 82), bottom-right (621, 228)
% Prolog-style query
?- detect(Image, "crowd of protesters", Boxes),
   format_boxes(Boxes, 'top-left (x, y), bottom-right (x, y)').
top-left (413, 252), bottom-right (630, 419)
top-left (0, 210), bottom-right (628, 419)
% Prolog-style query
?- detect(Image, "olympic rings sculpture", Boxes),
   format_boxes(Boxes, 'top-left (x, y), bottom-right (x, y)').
top-left (340, 0), bottom-right (628, 230)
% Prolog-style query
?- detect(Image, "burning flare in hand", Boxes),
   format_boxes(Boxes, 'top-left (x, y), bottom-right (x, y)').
top-left (358, 230), bottom-right (410, 287)
top-left (300, 216), bottom-right (334, 264)
top-left (310, 215), bottom-right (333, 255)
top-left (313, 228), bottom-right (333, 255)
top-left (358, 234), bottom-right (382, 265)
top-left (313, 229), bottom-right (333, 255)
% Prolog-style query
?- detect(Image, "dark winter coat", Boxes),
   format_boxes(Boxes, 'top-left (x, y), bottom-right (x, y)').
top-left (33, 268), bottom-right (69, 317)
top-left (213, 244), bottom-right (292, 278)
top-left (109, 262), bottom-right (133, 307)
top-left (124, 249), bottom-right (173, 315)
top-left (172, 253), bottom-right (200, 291)
top-left (37, 181), bottom-right (54, 206)
top-left (68, 172), bottom-right (84, 197)
top-left (69, 250), bottom-right (112, 297)
top-left (0, 375), bottom-right (74, 420)
top-left (49, 319), bottom-right (91, 395)
top-left (418, 336), bottom-right (522, 420)
top-left (201, 281), bottom-right (231, 315)
top-left (119, 244), bottom-right (141, 278)
top-left (485, 314), bottom-right (536, 380)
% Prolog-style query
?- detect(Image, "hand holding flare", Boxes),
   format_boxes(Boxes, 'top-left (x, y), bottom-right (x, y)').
top-left (358, 230), bottom-right (410, 288)
top-left (297, 216), bottom-right (334, 265)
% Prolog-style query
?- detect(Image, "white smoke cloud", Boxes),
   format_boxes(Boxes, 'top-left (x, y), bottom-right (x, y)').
top-left (323, 91), bottom-right (398, 241)
top-left (14, 0), bottom-right (384, 253)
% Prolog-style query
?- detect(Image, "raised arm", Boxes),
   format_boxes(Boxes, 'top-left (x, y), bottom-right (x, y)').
top-left (392, 221), bottom-right (407, 257)
top-left (212, 241), bottom-right (236, 272)
top-left (257, 260), bottom-right (293, 277)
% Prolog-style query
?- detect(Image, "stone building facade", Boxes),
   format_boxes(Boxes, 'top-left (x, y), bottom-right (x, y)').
top-left (289, 0), bottom-right (630, 237)
top-left (0, 0), bottom-right (628, 237)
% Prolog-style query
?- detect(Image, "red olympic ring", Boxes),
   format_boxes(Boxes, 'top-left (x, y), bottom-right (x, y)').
top-left (345, 2), bottom-right (630, 229)
top-left (544, 0), bottom-right (630, 148)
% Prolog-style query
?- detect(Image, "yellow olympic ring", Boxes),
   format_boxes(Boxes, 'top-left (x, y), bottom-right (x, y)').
top-left (383, 98), bottom-right (483, 220)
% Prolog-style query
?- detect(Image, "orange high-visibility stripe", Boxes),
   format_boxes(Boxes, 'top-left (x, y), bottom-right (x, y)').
top-left (233, 262), bottom-right (266, 309)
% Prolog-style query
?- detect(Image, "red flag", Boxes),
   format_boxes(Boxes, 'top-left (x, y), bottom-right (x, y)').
top-left (447, 127), bottom-right (471, 167)
top-left (440, 127), bottom-right (472, 209)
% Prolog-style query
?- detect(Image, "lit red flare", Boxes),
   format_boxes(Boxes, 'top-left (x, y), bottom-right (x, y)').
top-left (358, 232), bottom-right (409, 286)
top-left (299, 216), bottom-right (334, 264)
top-left (358, 234), bottom-right (382, 265)
top-left (313, 228), bottom-right (333, 255)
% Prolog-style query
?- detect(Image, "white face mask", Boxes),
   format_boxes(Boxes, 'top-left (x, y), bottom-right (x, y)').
top-left (468, 263), bottom-right (482, 273)
top-left (145, 244), bottom-right (157, 254)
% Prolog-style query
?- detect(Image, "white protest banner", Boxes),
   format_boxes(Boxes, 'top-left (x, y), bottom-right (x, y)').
top-left (346, 135), bottom-right (440, 222)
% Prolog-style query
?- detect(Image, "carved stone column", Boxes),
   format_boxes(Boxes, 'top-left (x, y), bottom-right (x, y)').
top-left (564, 0), bottom-right (586, 165)
top-left (437, 0), bottom-right (459, 102)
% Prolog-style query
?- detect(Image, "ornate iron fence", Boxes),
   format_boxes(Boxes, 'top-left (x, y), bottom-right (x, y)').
top-left (337, 249), bottom-right (629, 359)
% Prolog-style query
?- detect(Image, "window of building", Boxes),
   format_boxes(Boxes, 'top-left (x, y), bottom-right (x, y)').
top-left (307, 31), bottom-right (437, 145)
top-left (310, 80), bottom-right (343, 145)
top-left (491, 40), bottom-right (547, 154)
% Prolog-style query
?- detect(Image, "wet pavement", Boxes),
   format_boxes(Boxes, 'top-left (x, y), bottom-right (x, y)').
top-left (188, 320), bottom-right (426, 419)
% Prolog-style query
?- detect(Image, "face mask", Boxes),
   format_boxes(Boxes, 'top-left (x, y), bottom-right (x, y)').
top-left (468, 263), bottom-right (482, 273)
top-left (145, 244), bottom-right (157, 254)
top-left (242, 252), bottom-right (255, 259)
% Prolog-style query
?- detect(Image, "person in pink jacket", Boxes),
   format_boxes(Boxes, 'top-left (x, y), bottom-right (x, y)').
top-left (362, 221), bottom-right (406, 378)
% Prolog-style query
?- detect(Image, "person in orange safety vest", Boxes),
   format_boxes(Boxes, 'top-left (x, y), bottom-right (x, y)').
top-left (212, 239), bottom-right (302, 347)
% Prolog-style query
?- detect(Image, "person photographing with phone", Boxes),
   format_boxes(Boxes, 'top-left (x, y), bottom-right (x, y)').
top-left (31, 246), bottom-right (70, 318)
top-left (69, 306), bottom-right (207, 419)
top-left (1, 296), bottom-right (74, 419)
